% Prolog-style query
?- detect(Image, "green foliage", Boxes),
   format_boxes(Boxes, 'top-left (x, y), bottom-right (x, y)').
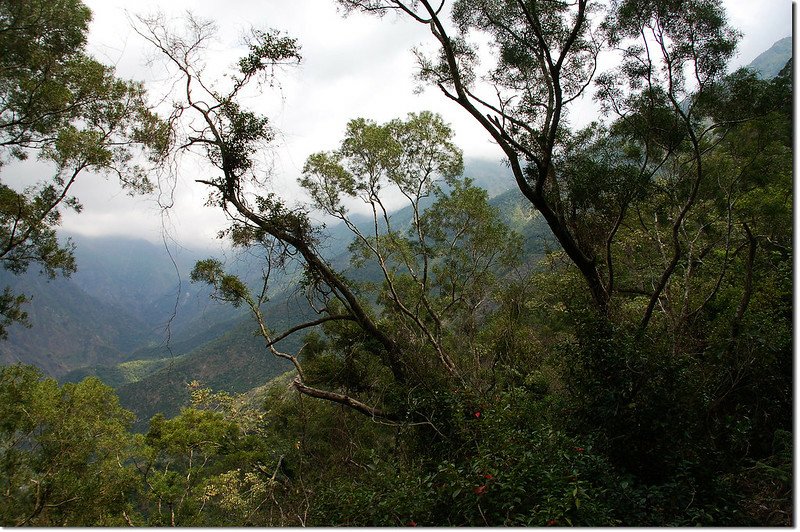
top-left (0, 0), bottom-right (168, 336)
top-left (301, 111), bottom-right (463, 216)
top-left (129, 382), bottom-right (287, 526)
top-left (449, 0), bottom-right (598, 129)
top-left (421, 177), bottom-right (522, 291)
top-left (310, 387), bottom-right (625, 526)
top-left (0, 286), bottom-right (28, 339)
top-left (607, 0), bottom-right (739, 84)
top-left (0, 365), bottom-right (136, 526)
top-left (236, 28), bottom-right (301, 81)
top-left (300, 111), bottom-right (522, 396)
top-left (0, 184), bottom-right (78, 279)
top-left (732, 429), bottom-right (792, 526)
top-left (135, 409), bottom-right (240, 525)
top-left (191, 259), bottom-right (251, 307)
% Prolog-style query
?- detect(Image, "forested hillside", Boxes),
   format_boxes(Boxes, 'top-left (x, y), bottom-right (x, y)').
top-left (0, 236), bottom-right (203, 373)
top-left (0, 157), bottom-right (518, 422)
top-left (0, 0), bottom-right (792, 527)
top-left (59, 159), bottom-right (543, 423)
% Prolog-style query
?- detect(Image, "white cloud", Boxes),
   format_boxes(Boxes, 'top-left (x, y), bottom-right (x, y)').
top-left (62, 0), bottom-right (791, 248)
top-left (725, 0), bottom-right (792, 68)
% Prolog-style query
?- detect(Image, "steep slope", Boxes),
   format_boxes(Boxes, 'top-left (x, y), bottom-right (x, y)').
top-left (0, 268), bottom-right (154, 377)
top-left (746, 36), bottom-right (792, 79)
top-left (114, 294), bottom-right (310, 426)
top-left (0, 233), bottom-right (234, 376)
top-left (67, 235), bottom-right (233, 335)
top-left (68, 235), bottom-right (187, 325)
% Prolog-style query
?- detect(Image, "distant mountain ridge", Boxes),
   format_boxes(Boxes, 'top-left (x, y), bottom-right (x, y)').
top-left (0, 235), bottom-right (229, 376)
top-left (0, 268), bottom-right (154, 376)
top-left (746, 35), bottom-right (792, 79)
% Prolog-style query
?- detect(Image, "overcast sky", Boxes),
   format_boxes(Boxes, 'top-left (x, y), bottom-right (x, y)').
top-left (55, 0), bottom-right (793, 251)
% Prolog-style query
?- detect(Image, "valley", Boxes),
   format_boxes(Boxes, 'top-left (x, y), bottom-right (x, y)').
top-left (3, 158), bottom-right (550, 424)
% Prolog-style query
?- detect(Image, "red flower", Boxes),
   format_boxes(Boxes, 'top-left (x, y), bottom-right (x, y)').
top-left (483, 473), bottom-right (493, 480)
top-left (473, 484), bottom-right (488, 496)
top-left (547, 519), bottom-right (558, 526)
top-left (407, 521), bottom-right (417, 527)
top-left (474, 411), bottom-right (481, 418)
top-left (574, 447), bottom-right (585, 453)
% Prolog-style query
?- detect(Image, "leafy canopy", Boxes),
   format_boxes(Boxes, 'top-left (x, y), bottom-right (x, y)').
top-left (0, 0), bottom-right (169, 336)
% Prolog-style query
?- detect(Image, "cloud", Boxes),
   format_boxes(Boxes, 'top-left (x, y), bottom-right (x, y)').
top-left (60, 0), bottom-right (791, 248)
top-left (725, 0), bottom-right (793, 68)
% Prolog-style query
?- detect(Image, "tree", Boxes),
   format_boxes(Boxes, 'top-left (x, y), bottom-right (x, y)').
top-left (335, 0), bottom-right (782, 334)
top-left (133, 407), bottom-right (241, 526)
top-left (0, 365), bottom-right (138, 526)
top-left (300, 112), bottom-right (521, 384)
top-left (131, 382), bottom-right (292, 526)
top-left (330, 1), bottom-right (792, 516)
top-left (0, 0), bottom-right (168, 336)
top-left (138, 8), bottom-right (791, 525)
top-left (139, 14), bottom-right (521, 424)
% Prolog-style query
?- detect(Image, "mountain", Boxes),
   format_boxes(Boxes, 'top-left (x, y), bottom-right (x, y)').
top-left (0, 234), bottom-right (231, 376)
top-left (66, 283), bottom-right (311, 426)
top-left (0, 268), bottom-right (155, 376)
top-left (114, 316), bottom-right (295, 428)
top-left (68, 235), bottom-right (190, 326)
top-left (463, 156), bottom-right (516, 197)
top-left (747, 36), bottom-right (792, 79)
top-left (67, 235), bottom-right (241, 338)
